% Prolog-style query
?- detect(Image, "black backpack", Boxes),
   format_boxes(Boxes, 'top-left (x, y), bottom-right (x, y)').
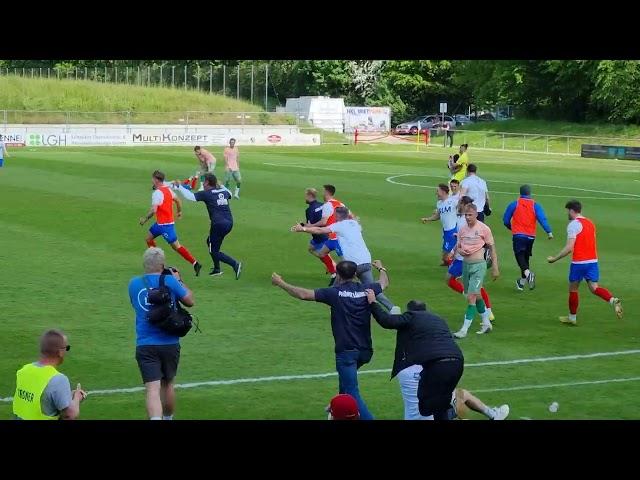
top-left (142, 274), bottom-right (199, 337)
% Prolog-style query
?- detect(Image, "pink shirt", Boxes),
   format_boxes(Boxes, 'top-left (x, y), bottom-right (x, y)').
top-left (224, 146), bottom-right (240, 171)
top-left (456, 220), bottom-right (494, 261)
top-left (195, 149), bottom-right (216, 171)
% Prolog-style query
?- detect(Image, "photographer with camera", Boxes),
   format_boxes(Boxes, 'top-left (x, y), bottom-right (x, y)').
top-left (128, 247), bottom-right (195, 420)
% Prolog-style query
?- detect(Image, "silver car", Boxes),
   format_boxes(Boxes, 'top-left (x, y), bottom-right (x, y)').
top-left (395, 114), bottom-right (455, 135)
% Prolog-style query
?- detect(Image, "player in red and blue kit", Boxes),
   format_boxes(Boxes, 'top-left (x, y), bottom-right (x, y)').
top-left (139, 170), bottom-right (202, 276)
top-left (302, 188), bottom-right (338, 279)
top-left (548, 200), bottom-right (623, 325)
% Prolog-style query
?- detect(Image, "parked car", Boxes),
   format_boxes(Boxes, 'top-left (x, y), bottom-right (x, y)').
top-left (475, 113), bottom-right (496, 122)
top-left (395, 114), bottom-right (455, 135)
top-left (454, 114), bottom-right (473, 126)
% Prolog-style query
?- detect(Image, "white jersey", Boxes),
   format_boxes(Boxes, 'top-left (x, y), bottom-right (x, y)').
top-left (453, 214), bottom-right (467, 260)
top-left (449, 192), bottom-right (460, 204)
top-left (437, 196), bottom-right (459, 231)
top-left (328, 219), bottom-right (372, 266)
top-left (460, 175), bottom-right (488, 211)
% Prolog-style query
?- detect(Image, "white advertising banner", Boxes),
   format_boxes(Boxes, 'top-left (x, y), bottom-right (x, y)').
top-left (343, 106), bottom-right (391, 133)
top-left (0, 125), bottom-right (321, 147)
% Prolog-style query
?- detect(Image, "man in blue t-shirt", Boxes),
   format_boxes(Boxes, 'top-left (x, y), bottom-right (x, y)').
top-left (271, 259), bottom-right (391, 420)
top-left (174, 173), bottom-right (242, 279)
top-left (128, 247), bottom-right (195, 420)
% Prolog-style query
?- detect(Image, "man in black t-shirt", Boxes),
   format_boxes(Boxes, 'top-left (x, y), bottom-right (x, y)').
top-left (271, 259), bottom-right (391, 420)
top-left (174, 173), bottom-right (242, 279)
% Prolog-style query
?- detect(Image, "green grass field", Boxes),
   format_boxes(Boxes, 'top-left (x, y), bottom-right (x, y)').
top-left (1, 143), bottom-right (638, 419)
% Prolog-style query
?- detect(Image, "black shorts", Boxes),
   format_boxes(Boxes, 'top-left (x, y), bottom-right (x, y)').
top-left (136, 344), bottom-right (181, 383)
top-left (512, 236), bottom-right (535, 256)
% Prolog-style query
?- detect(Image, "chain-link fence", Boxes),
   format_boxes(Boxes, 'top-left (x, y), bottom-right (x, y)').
top-left (0, 65), bottom-right (273, 108)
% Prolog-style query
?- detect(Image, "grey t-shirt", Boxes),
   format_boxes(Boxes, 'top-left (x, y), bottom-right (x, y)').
top-left (24, 363), bottom-right (72, 418)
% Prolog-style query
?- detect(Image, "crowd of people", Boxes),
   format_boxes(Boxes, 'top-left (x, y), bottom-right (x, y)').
top-left (10, 142), bottom-right (624, 420)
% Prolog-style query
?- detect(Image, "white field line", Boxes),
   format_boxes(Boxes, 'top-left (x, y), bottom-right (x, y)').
top-left (2, 349), bottom-right (639, 402)
top-left (386, 175), bottom-right (638, 200)
top-left (263, 162), bottom-right (640, 199)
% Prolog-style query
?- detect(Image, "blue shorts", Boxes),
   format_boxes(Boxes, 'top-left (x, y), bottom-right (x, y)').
top-left (324, 238), bottom-right (343, 256)
top-left (149, 223), bottom-right (178, 244)
top-left (448, 259), bottom-right (463, 278)
top-left (310, 238), bottom-right (326, 250)
top-left (0, 158), bottom-right (4, 168)
top-left (442, 227), bottom-right (457, 252)
top-left (569, 262), bottom-right (599, 283)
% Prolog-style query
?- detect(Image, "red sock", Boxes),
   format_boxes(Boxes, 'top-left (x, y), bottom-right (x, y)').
top-left (447, 277), bottom-right (464, 294)
top-left (594, 287), bottom-right (613, 302)
top-left (569, 291), bottom-right (579, 315)
top-left (446, 257), bottom-right (453, 266)
top-left (191, 177), bottom-right (198, 189)
top-left (177, 246), bottom-right (196, 264)
top-left (146, 238), bottom-right (156, 248)
top-left (320, 255), bottom-right (336, 274)
top-left (480, 287), bottom-right (491, 308)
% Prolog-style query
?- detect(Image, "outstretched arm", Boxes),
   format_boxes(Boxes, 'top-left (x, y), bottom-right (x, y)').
top-left (271, 273), bottom-right (315, 301)
top-left (174, 184), bottom-right (197, 202)
top-left (292, 224), bottom-right (331, 235)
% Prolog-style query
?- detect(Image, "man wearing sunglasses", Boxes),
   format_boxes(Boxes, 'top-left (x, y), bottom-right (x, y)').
top-left (13, 329), bottom-right (86, 420)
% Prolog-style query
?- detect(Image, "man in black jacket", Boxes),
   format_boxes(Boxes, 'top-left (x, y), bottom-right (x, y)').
top-left (365, 289), bottom-right (464, 420)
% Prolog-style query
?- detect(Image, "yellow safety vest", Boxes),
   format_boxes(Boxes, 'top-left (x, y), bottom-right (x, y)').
top-left (453, 152), bottom-right (469, 182)
top-left (13, 363), bottom-right (60, 420)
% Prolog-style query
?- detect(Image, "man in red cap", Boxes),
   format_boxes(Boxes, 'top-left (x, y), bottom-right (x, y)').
top-left (327, 394), bottom-right (360, 420)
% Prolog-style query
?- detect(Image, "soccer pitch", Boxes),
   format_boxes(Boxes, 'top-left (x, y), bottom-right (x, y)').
top-left (1, 144), bottom-right (638, 420)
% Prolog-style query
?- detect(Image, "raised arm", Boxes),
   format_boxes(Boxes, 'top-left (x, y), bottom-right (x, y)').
top-left (372, 260), bottom-right (389, 291)
top-left (271, 273), bottom-right (315, 301)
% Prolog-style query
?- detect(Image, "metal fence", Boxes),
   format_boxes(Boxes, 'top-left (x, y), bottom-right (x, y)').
top-left (454, 130), bottom-right (640, 156)
top-left (1, 109), bottom-right (299, 127)
top-left (0, 65), bottom-right (273, 109)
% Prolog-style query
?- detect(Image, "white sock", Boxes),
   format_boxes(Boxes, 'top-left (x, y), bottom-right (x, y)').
top-left (524, 269), bottom-right (531, 277)
top-left (461, 318), bottom-right (472, 332)
top-left (162, 415), bottom-right (174, 420)
top-left (569, 313), bottom-right (577, 321)
top-left (482, 406), bottom-right (496, 419)
top-left (234, 187), bottom-right (240, 196)
top-left (609, 297), bottom-right (617, 305)
top-left (150, 416), bottom-right (162, 420)
top-left (481, 310), bottom-right (491, 326)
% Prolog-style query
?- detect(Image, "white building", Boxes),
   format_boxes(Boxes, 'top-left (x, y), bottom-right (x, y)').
top-left (285, 96), bottom-right (345, 133)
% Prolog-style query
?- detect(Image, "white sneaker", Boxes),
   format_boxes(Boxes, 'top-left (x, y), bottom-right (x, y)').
top-left (612, 298), bottom-right (623, 319)
top-left (453, 329), bottom-right (467, 339)
top-left (390, 306), bottom-right (401, 314)
top-left (476, 323), bottom-right (492, 334)
top-left (492, 404), bottom-right (510, 420)
top-left (234, 193), bottom-right (240, 199)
